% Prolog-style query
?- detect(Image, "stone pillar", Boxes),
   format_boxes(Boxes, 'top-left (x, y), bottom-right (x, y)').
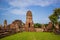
top-left (46, 22), bottom-right (53, 32)
top-left (54, 23), bottom-right (60, 34)
top-left (4, 20), bottom-right (7, 29)
top-left (54, 23), bottom-right (59, 30)
top-left (25, 10), bottom-right (35, 32)
top-left (41, 24), bottom-right (46, 32)
top-left (15, 24), bottom-right (20, 32)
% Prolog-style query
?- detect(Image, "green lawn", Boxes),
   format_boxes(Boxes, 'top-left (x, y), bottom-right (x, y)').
top-left (0, 32), bottom-right (60, 40)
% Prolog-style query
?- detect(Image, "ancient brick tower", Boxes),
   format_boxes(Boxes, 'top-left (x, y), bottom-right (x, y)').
top-left (25, 10), bottom-right (35, 32)
top-left (4, 20), bottom-right (7, 29)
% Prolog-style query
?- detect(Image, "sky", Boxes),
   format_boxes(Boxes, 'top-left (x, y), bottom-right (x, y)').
top-left (0, 0), bottom-right (60, 25)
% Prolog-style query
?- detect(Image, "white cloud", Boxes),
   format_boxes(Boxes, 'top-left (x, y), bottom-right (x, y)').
top-left (8, 0), bottom-right (59, 7)
top-left (4, 0), bottom-right (59, 15)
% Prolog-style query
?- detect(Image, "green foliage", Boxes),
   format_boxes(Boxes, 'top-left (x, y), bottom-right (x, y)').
top-left (49, 8), bottom-right (60, 24)
top-left (54, 8), bottom-right (60, 16)
top-left (0, 32), bottom-right (60, 40)
top-left (34, 23), bottom-right (42, 28)
top-left (49, 14), bottom-right (58, 23)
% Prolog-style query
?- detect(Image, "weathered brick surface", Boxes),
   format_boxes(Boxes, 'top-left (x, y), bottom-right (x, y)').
top-left (25, 11), bottom-right (35, 32)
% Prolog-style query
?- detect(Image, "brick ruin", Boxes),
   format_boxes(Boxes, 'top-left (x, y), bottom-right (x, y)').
top-left (0, 20), bottom-right (23, 38)
top-left (46, 22), bottom-right (53, 32)
top-left (10, 20), bottom-right (23, 32)
top-left (0, 11), bottom-right (60, 33)
top-left (0, 10), bottom-right (35, 38)
top-left (0, 11), bottom-right (60, 32)
top-left (53, 23), bottom-right (60, 34)
top-left (0, 11), bottom-right (35, 33)
top-left (4, 20), bottom-right (7, 29)
top-left (25, 10), bottom-right (35, 32)
top-left (0, 10), bottom-right (60, 38)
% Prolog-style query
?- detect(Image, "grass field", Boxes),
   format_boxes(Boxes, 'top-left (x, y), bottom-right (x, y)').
top-left (0, 32), bottom-right (60, 40)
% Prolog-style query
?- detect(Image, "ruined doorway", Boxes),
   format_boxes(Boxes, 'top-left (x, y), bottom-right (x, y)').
top-left (29, 23), bottom-right (30, 28)
top-left (28, 23), bottom-right (30, 31)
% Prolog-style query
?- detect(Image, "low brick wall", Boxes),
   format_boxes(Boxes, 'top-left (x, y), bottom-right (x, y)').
top-left (35, 28), bottom-right (44, 32)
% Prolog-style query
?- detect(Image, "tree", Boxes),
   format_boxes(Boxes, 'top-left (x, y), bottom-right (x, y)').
top-left (54, 8), bottom-right (60, 16)
top-left (49, 8), bottom-right (60, 24)
top-left (34, 23), bottom-right (42, 28)
top-left (49, 14), bottom-right (58, 24)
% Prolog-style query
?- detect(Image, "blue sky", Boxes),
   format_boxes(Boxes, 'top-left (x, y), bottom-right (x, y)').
top-left (0, 0), bottom-right (60, 25)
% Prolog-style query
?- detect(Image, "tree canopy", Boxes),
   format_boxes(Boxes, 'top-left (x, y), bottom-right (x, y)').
top-left (49, 8), bottom-right (60, 24)
top-left (34, 23), bottom-right (42, 28)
